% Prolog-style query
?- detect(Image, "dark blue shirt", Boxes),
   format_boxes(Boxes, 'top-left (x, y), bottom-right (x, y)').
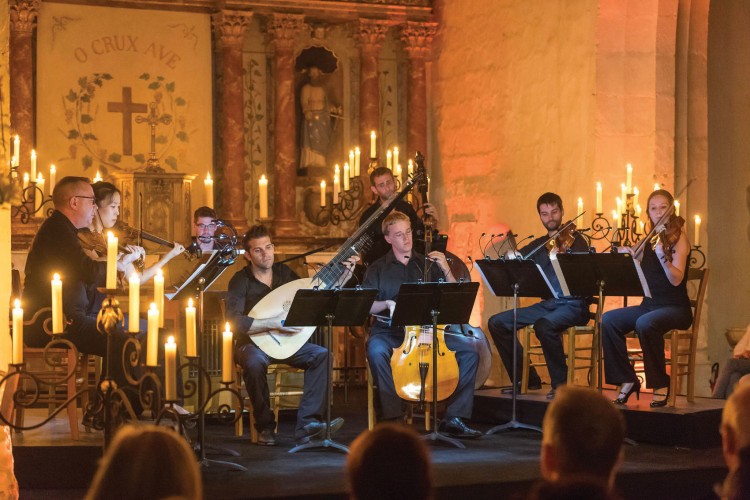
top-left (519, 232), bottom-right (589, 298)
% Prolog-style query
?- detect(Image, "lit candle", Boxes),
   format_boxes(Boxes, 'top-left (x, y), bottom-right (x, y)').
top-left (616, 197), bottom-right (622, 215)
top-left (222, 323), bottom-right (233, 383)
top-left (674, 199), bottom-right (680, 216)
top-left (596, 182), bottom-right (602, 214)
top-left (12, 135), bottom-right (20, 168)
top-left (12, 299), bottom-right (23, 364)
top-left (408, 159), bottom-right (414, 178)
top-left (106, 231), bottom-right (118, 289)
top-left (49, 164), bottom-right (56, 196)
top-left (654, 183), bottom-right (661, 192)
top-left (185, 298), bottom-right (196, 357)
top-left (349, 150), bottom-right (355, 176)
top-left (35, 173), bottom-right (45, 212)
top-left (128, 273), bottom-right (140, 333)
top-left (154, 269), bottom-right (165, 328)
top-left (694, 215), bottom-right (701, 246)
top-left (30, 149), bottom-right (37, 182)
top-left (577, 197), bottom-right (583, 219)
top-left (370, 131), bottom-right (377, 159)
top-left (612, 209), bottom-right (620, 227)
top-left (22, 172), bottom-right (29, 190)
top-left (51, 273), bottom-right (63, 334)
top-left (626, 163), bottom-right (633, 193)
top-left (333, 165), bottom-right (340, 204)
top-left (638, 220), bottom-right (645, 234)
top-left (620, 183), bottom-right (627, 204)
top-left (259, 174), bottom-right (268, 219)
top-left (320, 180), bottom-right (326, 207)
top-left (147, 303), bottom-right (159, 367)
top-left (395, 163), bottom-right (402, 180)
top-left (354, 147), bottom-right (361, 176)
top-left (204, 172), bottom-right (214, 209)
top-left (386, 149), bottom-right (393, 170)
top-left (164, 336), bottom-right (177, 401)
top-left (633, 187), bottom-right (639, 208)
top-left (343, 163), bottom-right (350, 191)
top-left (393, 147), bottom-right (399, 169)
top-left (93, 170), bottom-right (102, 183)
top-left (635, 204), bottom-right (642, 218)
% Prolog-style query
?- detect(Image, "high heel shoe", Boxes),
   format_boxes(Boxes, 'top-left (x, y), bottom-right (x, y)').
top-left (650, 386), bottom-right (670, 407)
top-left (613, 381), bottom-right (641, 405)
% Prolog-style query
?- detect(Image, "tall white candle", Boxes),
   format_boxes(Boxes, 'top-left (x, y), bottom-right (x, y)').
top-left (408, 159), bottom-right (414, 178)
top-left (259, 174), bottom-right (268, 219)
top-left (49, 164), bottom-right (56, 196)
top-left (349, 150), bottom-right (355, 177)
top-left (93, 170), bottom-right (102, 183)
top-left (35, 173), bottom-right (45, 212)
top-left (204, 172), bottom-right (214, 209)
top-left (626, 163), bottom-right (633, 194)
top-left (612, 209), bottom-right (620, 228)
top-left (694, 215), bottom-right (701, 246)
top-left (674, 200), bottom-right (680, 216)
top-left (596, 182), bottom-right (603, 214)
top-left (12, 299), bottom-right (23, 364)
top-left (577, 197), bottom-right (583, 219)
top-left (147, 303), bottom-right (159, 367)
top-left (393, 147), bottom-right (399, 169)
top-left (638, 220), bottom-right (645, 234)
top-left (370, 131), bottom-right (377, 159)
top-left (222, 323), bottom-right (233, 383)
top-left (354, 147), bottom-right (361, 176)
top-left (30, 149), bottom-right (37, 182)
top-left (22, 173), bottom-right (29, 190)
top-left (395, 163), bottom-right (402, 181)
top-left (333, 165), bottom-right (340, 204)
top-left (185, 298), bottom-right (196, 357)
top-left (106, 231), bottom-right (118, 289)
top-left (51, 273), bottom-right (63, 334)
top-left (620, 183), bottom-right (627, 205)
top-left (154, 269), bottom-right (165, 328)
top-left (386, 149), bottom-right (393, 170)
top-left (343, 163), bottom-right (350, 191)
top-left (128, 273), bottom-right (140, 333)
top-left (12, 135), bottom-right (19, 168)
top-left (320, 180), bottom-right (326, 207)
top-left (616, 197), bottom-right (622, 215)
top-left (165, 336), bottom-right (177, 401)
top-left (635, 204), bottom-right (642, 218)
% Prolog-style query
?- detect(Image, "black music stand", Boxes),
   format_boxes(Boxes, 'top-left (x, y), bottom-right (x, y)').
top-left (284, 288), bottom-right (378, 454)
top-left (476, 259), bottom-right (556, 435)
top-left (391, 281), bottom-right (479, 449)
top-left (554, 252), bottom-right (650, 391)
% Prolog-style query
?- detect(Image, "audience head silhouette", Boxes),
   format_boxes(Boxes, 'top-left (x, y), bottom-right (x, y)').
top-left (347, 423), bottom-right (432, 500)
top-left (85, 425), bottom-right (202, 500)
top-left (719, 384), bottom-right (750, 499)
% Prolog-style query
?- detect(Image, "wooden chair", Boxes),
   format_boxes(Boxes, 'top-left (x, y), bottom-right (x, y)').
top-left (627, 267), bottom-right (709, 407)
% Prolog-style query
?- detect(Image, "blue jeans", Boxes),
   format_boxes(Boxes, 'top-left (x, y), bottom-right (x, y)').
top-left (602, 304), bottom-right (692, 390)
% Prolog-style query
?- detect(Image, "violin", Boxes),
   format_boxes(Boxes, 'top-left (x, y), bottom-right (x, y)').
top-left (651, 214), bottom-right (685, 263)
top-left (549, 221), bottom-right (577, 253)
top-left (114, 221), bottom-right (176, 249)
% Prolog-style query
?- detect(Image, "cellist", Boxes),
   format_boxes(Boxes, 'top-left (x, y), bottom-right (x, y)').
top-left (362, 211), bottom-right (482, 439)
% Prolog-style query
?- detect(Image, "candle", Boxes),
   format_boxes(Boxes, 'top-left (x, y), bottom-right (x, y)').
top-left (633, 187), bottom-right (639, 208)
top-left (612, 209), bottom-right (620, 227)
top-left (343, 163), bottom-right (350, 191)
top-left (259, 174), bottom-right (268, 219)
top-left (635, 204), bottom-right (642, 218)
top-left (185, 298), bottom-right (196, 357)
top-left (12, 299), bottom-right (23, 364)
top-left (222, 323), bottom-right (233, 383)
top-left (204, 172), bottom-right (214, 209)
top-left (349, 150), bottom-right (355, 176)
top-left (93, 170), bottom-right (102, 183)
top-left (370, 131), bottom-right (377, 159)
top-left (51, 273), bottom-right (63, 334)
top-left (49, 164), bottom-right (56, 196)
top-left (147, 303), bottom-right (159, 367)
top-left (35, 173), bottom-right (45, 212)
top-left (128, 273), bottom-right (140, 333)
top-left (22, 172), bottom-right (29, 190)
top-left (616, 197), bottom-right (622, 215)
top-left (638, 220), bottom-right (645, 235)
top-left (354, 147), bottom-right (361, 176)
top-left (674, 199), bottom-right (680, 216)
top-left (577, 197), bottom-right (583, 219)
top-left (106, 231), bottom-right (118, 289)
top-left (12, 135), bottom-right (19, 168)
top-left (694, 215), bottom-right (701, 246)
top-left (386, 149), bottom-right (393, 170)
top-left (30, 149), bottom-right (37, 182)
top-left (408, 159), bottom-right (414, 178)
top-left (596, 182), bottom-right (602, 214)
top-left (626, 163), bottom-right (633, 193)
top-left (333, 165), bottom-right (340, 204)
top-left (165, 336), bottom-right (177, 401)
top-left (620, 183), bottom-right (627, 205)
top-left (154, 269), bottom-right (165, 328)
top-left (393, 147), bottom-right (399, 169)
top-left (654, 183), bottom-right (661, 192)
top-left (320, 180), bottom-right (326, 207)
top-left (395, 163), bottom-right (402, 180)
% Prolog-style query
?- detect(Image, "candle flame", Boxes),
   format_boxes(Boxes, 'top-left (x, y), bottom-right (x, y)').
top-left (188, 297), bottom-right (194, 307)
top-left (14, 299), bottom-right (20, 308)
top-left (206, 172), bottom-right (212, 182)
top-left (167, 336), bottom-right (175, 344)
top-left (224, 322), bottom-right (231, 333)
top-left (50, 164), bottom-right (56, 173)
top-left (150, 302), bottom-right (157, 311)
top-left (53, 273), bottom-right (60, 281)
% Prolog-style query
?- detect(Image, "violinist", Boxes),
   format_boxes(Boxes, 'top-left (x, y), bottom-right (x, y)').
top-left (602, 189), bottom-right (692, 407)
top-left (362, 211), bottom-right (482, 439)
top-left (487, 192), bottom-right (591, 400)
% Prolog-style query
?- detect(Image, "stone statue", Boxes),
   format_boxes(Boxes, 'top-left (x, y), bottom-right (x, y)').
top-left (299, 66), bottom-right (333, 169)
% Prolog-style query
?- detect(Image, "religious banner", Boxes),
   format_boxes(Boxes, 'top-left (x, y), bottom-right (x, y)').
top-left (36, 3), bottom-right (212, 189)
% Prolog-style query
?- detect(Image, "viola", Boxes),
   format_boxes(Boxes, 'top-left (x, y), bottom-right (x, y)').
top-left (550, 222), bottom-right (577, 253)
top-left (652, 214), bottom-right (685, 263)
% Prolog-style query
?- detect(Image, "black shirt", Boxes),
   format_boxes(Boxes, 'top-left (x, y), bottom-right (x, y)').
top-left (362, 250), bottom-right (446, 336)
top-left (358, 198), bottom-right (425, 266)
top-left (519, 232), bottom-right (589, 298)
top-left (225, 262), bottom-right (299, 347)
top-left (640, 242), bottom-right (690, 308)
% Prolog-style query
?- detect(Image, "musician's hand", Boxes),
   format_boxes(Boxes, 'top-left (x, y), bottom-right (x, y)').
top-left (167, 242), bottom-right (186, 259)
top-left (385, 299), bottom-right (396, 318)
top-left (423, 203), bottom-right (439, 223)
top-left (427, 251), bottom-right (450, 274)
top-left (342, 255), bottom-right (359, 271)
top-left (654, 241), bottom-right (667, 262)
top-left (504, 249), bottom-right (521, 260)
top-left (617, 246), bottom-right (634, 255)
top-left (255, 312), bottom-right (300, 335)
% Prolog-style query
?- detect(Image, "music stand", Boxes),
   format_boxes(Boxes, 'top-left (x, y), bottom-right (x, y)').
top-left (476, 259), bottom-right (556, 435)
top-left (391, 281), bottom-right (479, 449)
top-left (554, 252), bottom-right (650, 391)
top-left (284, 288), bottom-right (377, 454)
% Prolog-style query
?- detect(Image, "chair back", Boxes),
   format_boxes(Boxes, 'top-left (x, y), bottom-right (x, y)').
top-left (687, 267), bottom-right (709, 334)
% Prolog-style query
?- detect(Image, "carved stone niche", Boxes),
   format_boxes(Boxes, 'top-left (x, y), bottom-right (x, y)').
top-left (111, 171), bottom-right (195, 251)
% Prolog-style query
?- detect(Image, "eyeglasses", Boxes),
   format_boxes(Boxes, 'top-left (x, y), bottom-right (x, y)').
top-left (72, 195), bottom-right (96, 204)
top-left (197, 223), bottom-right (217, 230)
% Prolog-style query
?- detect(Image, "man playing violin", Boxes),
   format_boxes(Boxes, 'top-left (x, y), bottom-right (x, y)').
top-left (363, 211), bottom-right (482, 438)
top-left (487, 192), bottom-right (591, 399)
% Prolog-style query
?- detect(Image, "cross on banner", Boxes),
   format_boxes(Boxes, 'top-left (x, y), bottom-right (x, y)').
top-left (107, 87), bottom-right (148, 155)
top-left (136, 101), bottom-right (173, 172)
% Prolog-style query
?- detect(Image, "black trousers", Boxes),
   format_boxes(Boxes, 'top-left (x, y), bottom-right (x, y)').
top-left (366, 332), bottom-right (479, 421)
top-left (487, 298), bottom-right (590, 388)
top-left (235, 341), bottom-right (328, 439)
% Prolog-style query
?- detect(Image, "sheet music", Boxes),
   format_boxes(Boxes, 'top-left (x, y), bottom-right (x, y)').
top-left (474, 258), bottom-right (558, 299)
top-left (533, 262), bottom-right (559, 299)
top-left (549, 253), bottom-right (570, 297)
top-left (632, 259), bottom-right (651, 298)
top-left (166, 251), bottom-right (223, 301)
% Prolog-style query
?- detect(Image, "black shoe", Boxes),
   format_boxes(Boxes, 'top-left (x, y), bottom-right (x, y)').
top-left (546, 388), bottom-right (557, 400)
top-left (82, 410), bottom-right (104, 431)
top-left (296, 417), bottom-right (345, 445)
top-left (613, 381), bottom-right (641, 405)
top-left (257, 428), bottom-right (276, 446)
top-left (501, 381), bottom-right (542, 394)
top-left (438, 417), bottom-right (482, 439)
top-left (650, 386), bottom-right (670, 408)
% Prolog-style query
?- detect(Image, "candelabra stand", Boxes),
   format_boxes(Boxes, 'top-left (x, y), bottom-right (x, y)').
top-left (689, 245), bottom-right (706, 269)
top-left (315, 175), bottom-right (366, 226)
top-left (10, 179), bottom-right (53, 224)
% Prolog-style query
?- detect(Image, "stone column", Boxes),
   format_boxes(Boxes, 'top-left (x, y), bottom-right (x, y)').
top-left (267, 13), bottom-right (306, 236)
top-left (9, 0), bottom-right (40, 175)
top-left (212, 10), bottom-right (252, 232)
top-left (401, 21), bottom-right (437, 159)
top-left (354, 19), bottom-right (389, 178)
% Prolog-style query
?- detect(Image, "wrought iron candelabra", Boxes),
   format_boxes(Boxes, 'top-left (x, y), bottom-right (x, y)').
top-left (9, 175), bottom-right (54, 224)
top-left (315, 174), bottom-right (366, 226)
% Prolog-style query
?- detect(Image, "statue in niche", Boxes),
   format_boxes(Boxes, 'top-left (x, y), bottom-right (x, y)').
top-left (296, 46), bottom-right (342, 175)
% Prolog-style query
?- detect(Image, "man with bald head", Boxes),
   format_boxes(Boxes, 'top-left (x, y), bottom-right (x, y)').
top-left (719, 384), bottom-right (750, 498)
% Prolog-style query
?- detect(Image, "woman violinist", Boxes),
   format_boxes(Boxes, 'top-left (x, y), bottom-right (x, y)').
top-left (602, 189), bottom-right (692, 407)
